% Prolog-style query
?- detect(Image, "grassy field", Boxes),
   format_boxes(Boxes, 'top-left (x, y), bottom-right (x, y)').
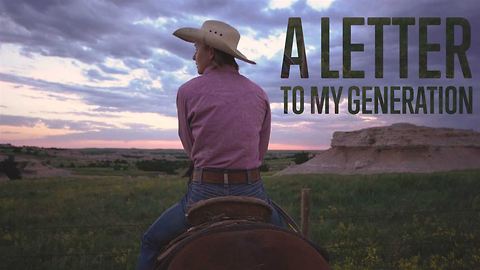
top-left (1, 170), bottom-right (480, 269)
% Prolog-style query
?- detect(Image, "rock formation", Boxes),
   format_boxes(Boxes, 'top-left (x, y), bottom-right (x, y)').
top-left (279, 123), bottom-right (480, 175)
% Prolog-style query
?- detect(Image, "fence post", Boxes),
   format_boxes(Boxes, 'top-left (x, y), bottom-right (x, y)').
top-left (301, 188), bottom-right (311, 237)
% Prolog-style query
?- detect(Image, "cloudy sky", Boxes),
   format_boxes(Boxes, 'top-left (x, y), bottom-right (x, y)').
top-left (0, 0), bottom-right (478, 150)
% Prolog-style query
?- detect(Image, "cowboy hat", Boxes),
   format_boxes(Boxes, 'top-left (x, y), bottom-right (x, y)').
top-left (173, 20), bottom-right (256, 65)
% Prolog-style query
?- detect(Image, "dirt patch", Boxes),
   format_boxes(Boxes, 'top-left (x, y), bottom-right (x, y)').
top-left (19, 159), bottom-right (71, 179)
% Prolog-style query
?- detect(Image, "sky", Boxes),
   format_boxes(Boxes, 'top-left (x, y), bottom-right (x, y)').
top-left (0, 0), bottom-right (478, 150)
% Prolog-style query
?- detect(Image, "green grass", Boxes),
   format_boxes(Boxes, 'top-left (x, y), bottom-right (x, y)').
top-left (1, 170), bottom-right (479, 269)
top-left (264, 171), bottom-right (480, 269)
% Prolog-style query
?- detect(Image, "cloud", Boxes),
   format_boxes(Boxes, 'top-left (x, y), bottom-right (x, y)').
top-left (268, 0), bottom-right (299, 10)
top-left (306, 0), bottom-right (335, 11)
top-left (0, 113), bottom-right (182, 143)
top-left (149, 51), bottom-right (186, 73)
top-left (42, 126), bottom-right (179, 142)
top-left (1, 0), bottom-right (479, 149)
top-left (123, 58), bottom-right (145, 69)
top-left (0, 114), bottom-right (117, 131)
top-left (85, 69), bottom-right (117, 81)
top-left (98, 63), bottom-right (129, 75)
top-left (0, 72), bottom-right (178, 116)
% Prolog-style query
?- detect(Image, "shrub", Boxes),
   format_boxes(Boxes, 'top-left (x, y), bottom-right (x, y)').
top-left (259, 162), bottom-right (270, 172)
top-left (293, 151), bottom-right (311, 164)
top-left (0, 155), bottom-right (22, 180)
top-left (135, 159), bottom-right (189, 175)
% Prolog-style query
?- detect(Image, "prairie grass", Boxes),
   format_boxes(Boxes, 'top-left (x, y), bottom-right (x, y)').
top-left (1, 170), bottom-right (479, 269)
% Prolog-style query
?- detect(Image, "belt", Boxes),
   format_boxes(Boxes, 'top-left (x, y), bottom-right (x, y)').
top-left (191, 168), bottom-right (261, 185)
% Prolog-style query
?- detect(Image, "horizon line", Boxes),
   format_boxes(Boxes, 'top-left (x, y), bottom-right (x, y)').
top-left (0, 142), bottom-right (329, 151)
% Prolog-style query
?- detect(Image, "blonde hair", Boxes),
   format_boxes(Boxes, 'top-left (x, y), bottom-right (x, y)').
top-left (211, 48), bottom-right (239, 70)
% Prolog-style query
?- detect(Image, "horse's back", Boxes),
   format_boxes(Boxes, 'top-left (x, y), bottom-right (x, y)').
top-left (157, 221), bottom-right (330, 270)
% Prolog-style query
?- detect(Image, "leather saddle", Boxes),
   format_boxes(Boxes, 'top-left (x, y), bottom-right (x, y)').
top-left (155, 196), bottom-right (330, 270)
top-left (186, 196), bottom-right (273, 226)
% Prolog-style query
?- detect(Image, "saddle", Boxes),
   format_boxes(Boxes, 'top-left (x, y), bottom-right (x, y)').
top-left (155, 196), bottom-right (330, 270)
top-left (186, 196), bottom-right (273, 225)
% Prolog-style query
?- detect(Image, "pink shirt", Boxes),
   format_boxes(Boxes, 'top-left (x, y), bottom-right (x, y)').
top-left (176, 65), bottom-right (271, 170)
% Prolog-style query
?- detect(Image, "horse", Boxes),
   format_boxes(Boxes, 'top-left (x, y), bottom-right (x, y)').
top-left (155, 196), bottom-right (331, 270)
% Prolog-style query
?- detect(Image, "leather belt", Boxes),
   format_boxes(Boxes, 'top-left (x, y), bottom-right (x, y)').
top-left (192, 168), bottom-right (261, 185)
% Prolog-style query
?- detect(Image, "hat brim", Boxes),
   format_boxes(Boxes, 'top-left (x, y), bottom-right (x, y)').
top-left (173, 27), bottom-right (256, 65)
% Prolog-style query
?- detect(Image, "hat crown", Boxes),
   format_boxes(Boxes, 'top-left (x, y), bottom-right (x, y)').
top-left (201, 20), bottom-right (240, 48)
top-left (173, 19), bottom-right (256, 64)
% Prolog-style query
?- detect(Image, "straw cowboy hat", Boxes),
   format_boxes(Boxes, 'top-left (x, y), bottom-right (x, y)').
top-left (173, 20), bottom-right (256, 65)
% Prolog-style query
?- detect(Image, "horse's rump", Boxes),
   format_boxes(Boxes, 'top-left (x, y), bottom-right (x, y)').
top-left (156, 220), bottom-right (330, 270)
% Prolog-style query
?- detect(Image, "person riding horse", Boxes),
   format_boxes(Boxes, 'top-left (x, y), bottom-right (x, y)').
top-left (136, 20), bottom-right (288, 270)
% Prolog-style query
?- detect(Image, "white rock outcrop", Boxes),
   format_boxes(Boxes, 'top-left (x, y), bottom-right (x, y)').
top-left (279, 123), bottom-right (480, 175)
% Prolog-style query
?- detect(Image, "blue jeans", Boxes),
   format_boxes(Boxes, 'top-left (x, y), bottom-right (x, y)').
top-left (136, 180), bottom-right (286, 270)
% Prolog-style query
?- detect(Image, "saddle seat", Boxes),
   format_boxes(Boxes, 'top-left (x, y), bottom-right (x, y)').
top-left (186, 196), bottom-right (273, 226)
